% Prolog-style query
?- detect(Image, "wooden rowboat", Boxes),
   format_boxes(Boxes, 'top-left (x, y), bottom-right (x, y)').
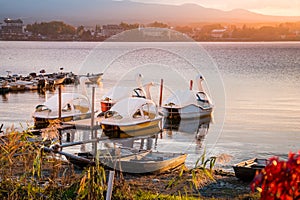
top-left (67, 148), bottom-right (187, 174)
top-left (232, 158), bottom-right (268, 181)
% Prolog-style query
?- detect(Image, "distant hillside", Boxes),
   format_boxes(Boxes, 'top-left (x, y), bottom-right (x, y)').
top-left (1, 0), bottom-right (300, 26)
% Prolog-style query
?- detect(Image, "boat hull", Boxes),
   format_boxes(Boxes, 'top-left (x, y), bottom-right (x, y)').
top-left (67, 150), bottom-right (187, 174)
top-left (101, 119), bottom-right (161, 138)
top-left (82, 73), bottom-right (103, 84)
top-left (9, 84), bottom-right (26, 91)
top-left (101, 152), bottom-right (187, 174)
top-left (162, 104), bottom-right (212, 119)
top-left (233, 158), bottom-right (268, 181)
top-left (33, 112), bottom-right (91, 129)
top-left (54, 77), bottom-right (66, 85)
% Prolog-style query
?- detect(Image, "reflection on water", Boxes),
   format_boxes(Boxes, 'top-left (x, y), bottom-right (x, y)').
top-left (163, 116), bottom-right (211, 134)
top-left (162, 116), bottom-right (212, 149)
top-left (61, 115), bottom-right (212, 168)
top-left (1, 94), bottom-right (9, 102)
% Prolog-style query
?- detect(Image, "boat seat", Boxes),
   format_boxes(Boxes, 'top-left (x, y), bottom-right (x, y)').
top-left (143, 111), bottom-right (156, 119)
top-left (74, 105), bottom-right (89, 113)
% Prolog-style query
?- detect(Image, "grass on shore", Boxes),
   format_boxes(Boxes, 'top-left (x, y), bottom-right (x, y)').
top-left (0, 126), bottom-right (259, 200)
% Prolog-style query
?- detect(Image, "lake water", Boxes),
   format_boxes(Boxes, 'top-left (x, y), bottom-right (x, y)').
top-left (0, 41), bottom-right (299, 170)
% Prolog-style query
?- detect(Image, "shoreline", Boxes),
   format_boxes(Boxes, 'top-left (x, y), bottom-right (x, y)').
top-left (121, 167), bottom-right (258, 199)
top-left (1, 39), bottom-right (300, 42)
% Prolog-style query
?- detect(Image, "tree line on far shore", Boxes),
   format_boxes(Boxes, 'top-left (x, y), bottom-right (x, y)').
top-left (20, 20), bottom-right (300, 41)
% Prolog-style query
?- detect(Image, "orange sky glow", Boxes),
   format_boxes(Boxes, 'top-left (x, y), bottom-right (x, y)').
top-left (132, 0), bottom-right (300, 16)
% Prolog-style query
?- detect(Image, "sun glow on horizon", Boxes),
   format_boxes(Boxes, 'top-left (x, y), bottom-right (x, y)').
top-left (250, 8), bottom-right (300, 17)
top-left (131, 0), bottom-right (300, 16)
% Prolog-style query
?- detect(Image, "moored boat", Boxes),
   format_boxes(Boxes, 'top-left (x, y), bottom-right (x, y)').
top-left (80, 73), bottom-right (103, 84)
top-left (8, 81), bottom-right (27, 91)
top-left (67, 148), bottom-right (187, 174)
top-left (99, 73), bottom-right (153, 113)
top-left (162, 75), bottom-right (213, 119)
top-left (53, 75), bottom-right (66, 85)
top-left (100, 86), bottom-right (133, 112)
top-left (232, 158), bottom-right (268, 181)
top-left (32, 93), bottom-right (92, 128)
top-left (101, 97), bottom-right (162, 138)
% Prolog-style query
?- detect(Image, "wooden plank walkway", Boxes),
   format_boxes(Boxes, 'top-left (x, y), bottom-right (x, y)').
top-left (62, 117), bottom-right (104, 130)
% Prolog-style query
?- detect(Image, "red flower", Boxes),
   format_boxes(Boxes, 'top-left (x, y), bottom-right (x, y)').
top-left (251, 151), bottom-right (300, 200)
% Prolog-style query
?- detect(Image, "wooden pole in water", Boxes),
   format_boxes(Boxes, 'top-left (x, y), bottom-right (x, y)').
top-left (159, 79), bottom-right (163, 107)
top-left (190, 80), bottom-right (193, 90)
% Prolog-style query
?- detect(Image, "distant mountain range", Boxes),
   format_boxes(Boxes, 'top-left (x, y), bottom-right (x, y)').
top-left (1, 0), bottom-right (300, 26)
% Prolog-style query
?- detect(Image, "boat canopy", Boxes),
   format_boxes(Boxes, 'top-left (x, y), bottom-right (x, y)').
top-left (110, 97), bottom-right (156, 118)
top-left (163, 90), bottom-right (198, 107)
top-left (35, 93), bottom-right (90, 112)
top-left (102, 86), bottom-right (133, 102)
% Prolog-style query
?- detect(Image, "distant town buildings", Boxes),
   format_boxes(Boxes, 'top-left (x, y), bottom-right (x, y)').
top-left (101, 24), bottom-right (124, 38)
top-left (141, 28), bottom-right (166, 38)
top-left (0, 18), bottom-right (25, 40)
top-left (210, 29), bottom-right (227, 38)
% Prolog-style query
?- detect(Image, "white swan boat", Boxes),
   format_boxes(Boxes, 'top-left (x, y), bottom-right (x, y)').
top-left (32, 93), bottom-right (92, 128)
top-left (33, 77), bottom-right (92, 128)
top-left (162, 75), bottom-right (213, 119)
top-left (100, 73), bottom-right (154, 113)
top-left (101, 97), bottom-right (162, 138)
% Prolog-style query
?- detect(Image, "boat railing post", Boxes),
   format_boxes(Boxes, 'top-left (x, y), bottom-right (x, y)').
top-left (190, 80), bottom-right (193, 90)
top-left (159, 79), bottom-right (163, 107)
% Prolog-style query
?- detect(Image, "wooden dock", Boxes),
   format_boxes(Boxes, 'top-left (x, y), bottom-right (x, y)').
top-left (62, 117), bottom-right (104, 130)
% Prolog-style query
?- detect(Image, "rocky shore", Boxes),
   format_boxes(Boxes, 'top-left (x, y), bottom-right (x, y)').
top-left (122, 168), bottom-right (259, 199)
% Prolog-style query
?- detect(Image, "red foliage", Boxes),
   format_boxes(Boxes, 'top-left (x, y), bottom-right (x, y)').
top-left (251, 151), bottom-right (300, 200)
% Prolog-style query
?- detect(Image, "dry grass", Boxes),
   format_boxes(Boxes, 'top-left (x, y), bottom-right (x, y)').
top-left (0, 127), bottom-right (259, 199)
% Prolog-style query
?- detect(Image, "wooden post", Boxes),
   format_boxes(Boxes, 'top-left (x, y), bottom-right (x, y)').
top-left (190, 80), bottom-right (193, 90)
top-left (91, 87), bottom-right (95, 136)
top-left (58, 85), bottom-right (62, 120)
top-left (90, 87), bottom-right (97, 157)
top-left (66, 133), bottom-right (70, 142)
top-left (58, 85), bottom-right (62, 144)
top-left (159, 79), bottom-right (163, 107)
top-left (106, 171), bottom-right (115, 200)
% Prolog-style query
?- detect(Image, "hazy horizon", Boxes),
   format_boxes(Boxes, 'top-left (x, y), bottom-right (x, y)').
top-left (1, 0), bottom-right (300, 26)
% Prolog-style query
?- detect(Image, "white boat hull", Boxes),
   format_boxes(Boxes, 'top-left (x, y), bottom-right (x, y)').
top-left (162, 104), bottom-right (212, 119)
top-left (33, 112), bottom-right (92, 128)
top-left (101, 118), bottom-right (161, 138)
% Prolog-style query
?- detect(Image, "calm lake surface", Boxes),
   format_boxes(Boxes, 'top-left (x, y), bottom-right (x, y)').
top-left (0, 41), bottom-right (299, 169)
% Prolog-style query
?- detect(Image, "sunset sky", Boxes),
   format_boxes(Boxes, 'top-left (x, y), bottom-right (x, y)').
top-left (132, 0), bottom-right (300, 16)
